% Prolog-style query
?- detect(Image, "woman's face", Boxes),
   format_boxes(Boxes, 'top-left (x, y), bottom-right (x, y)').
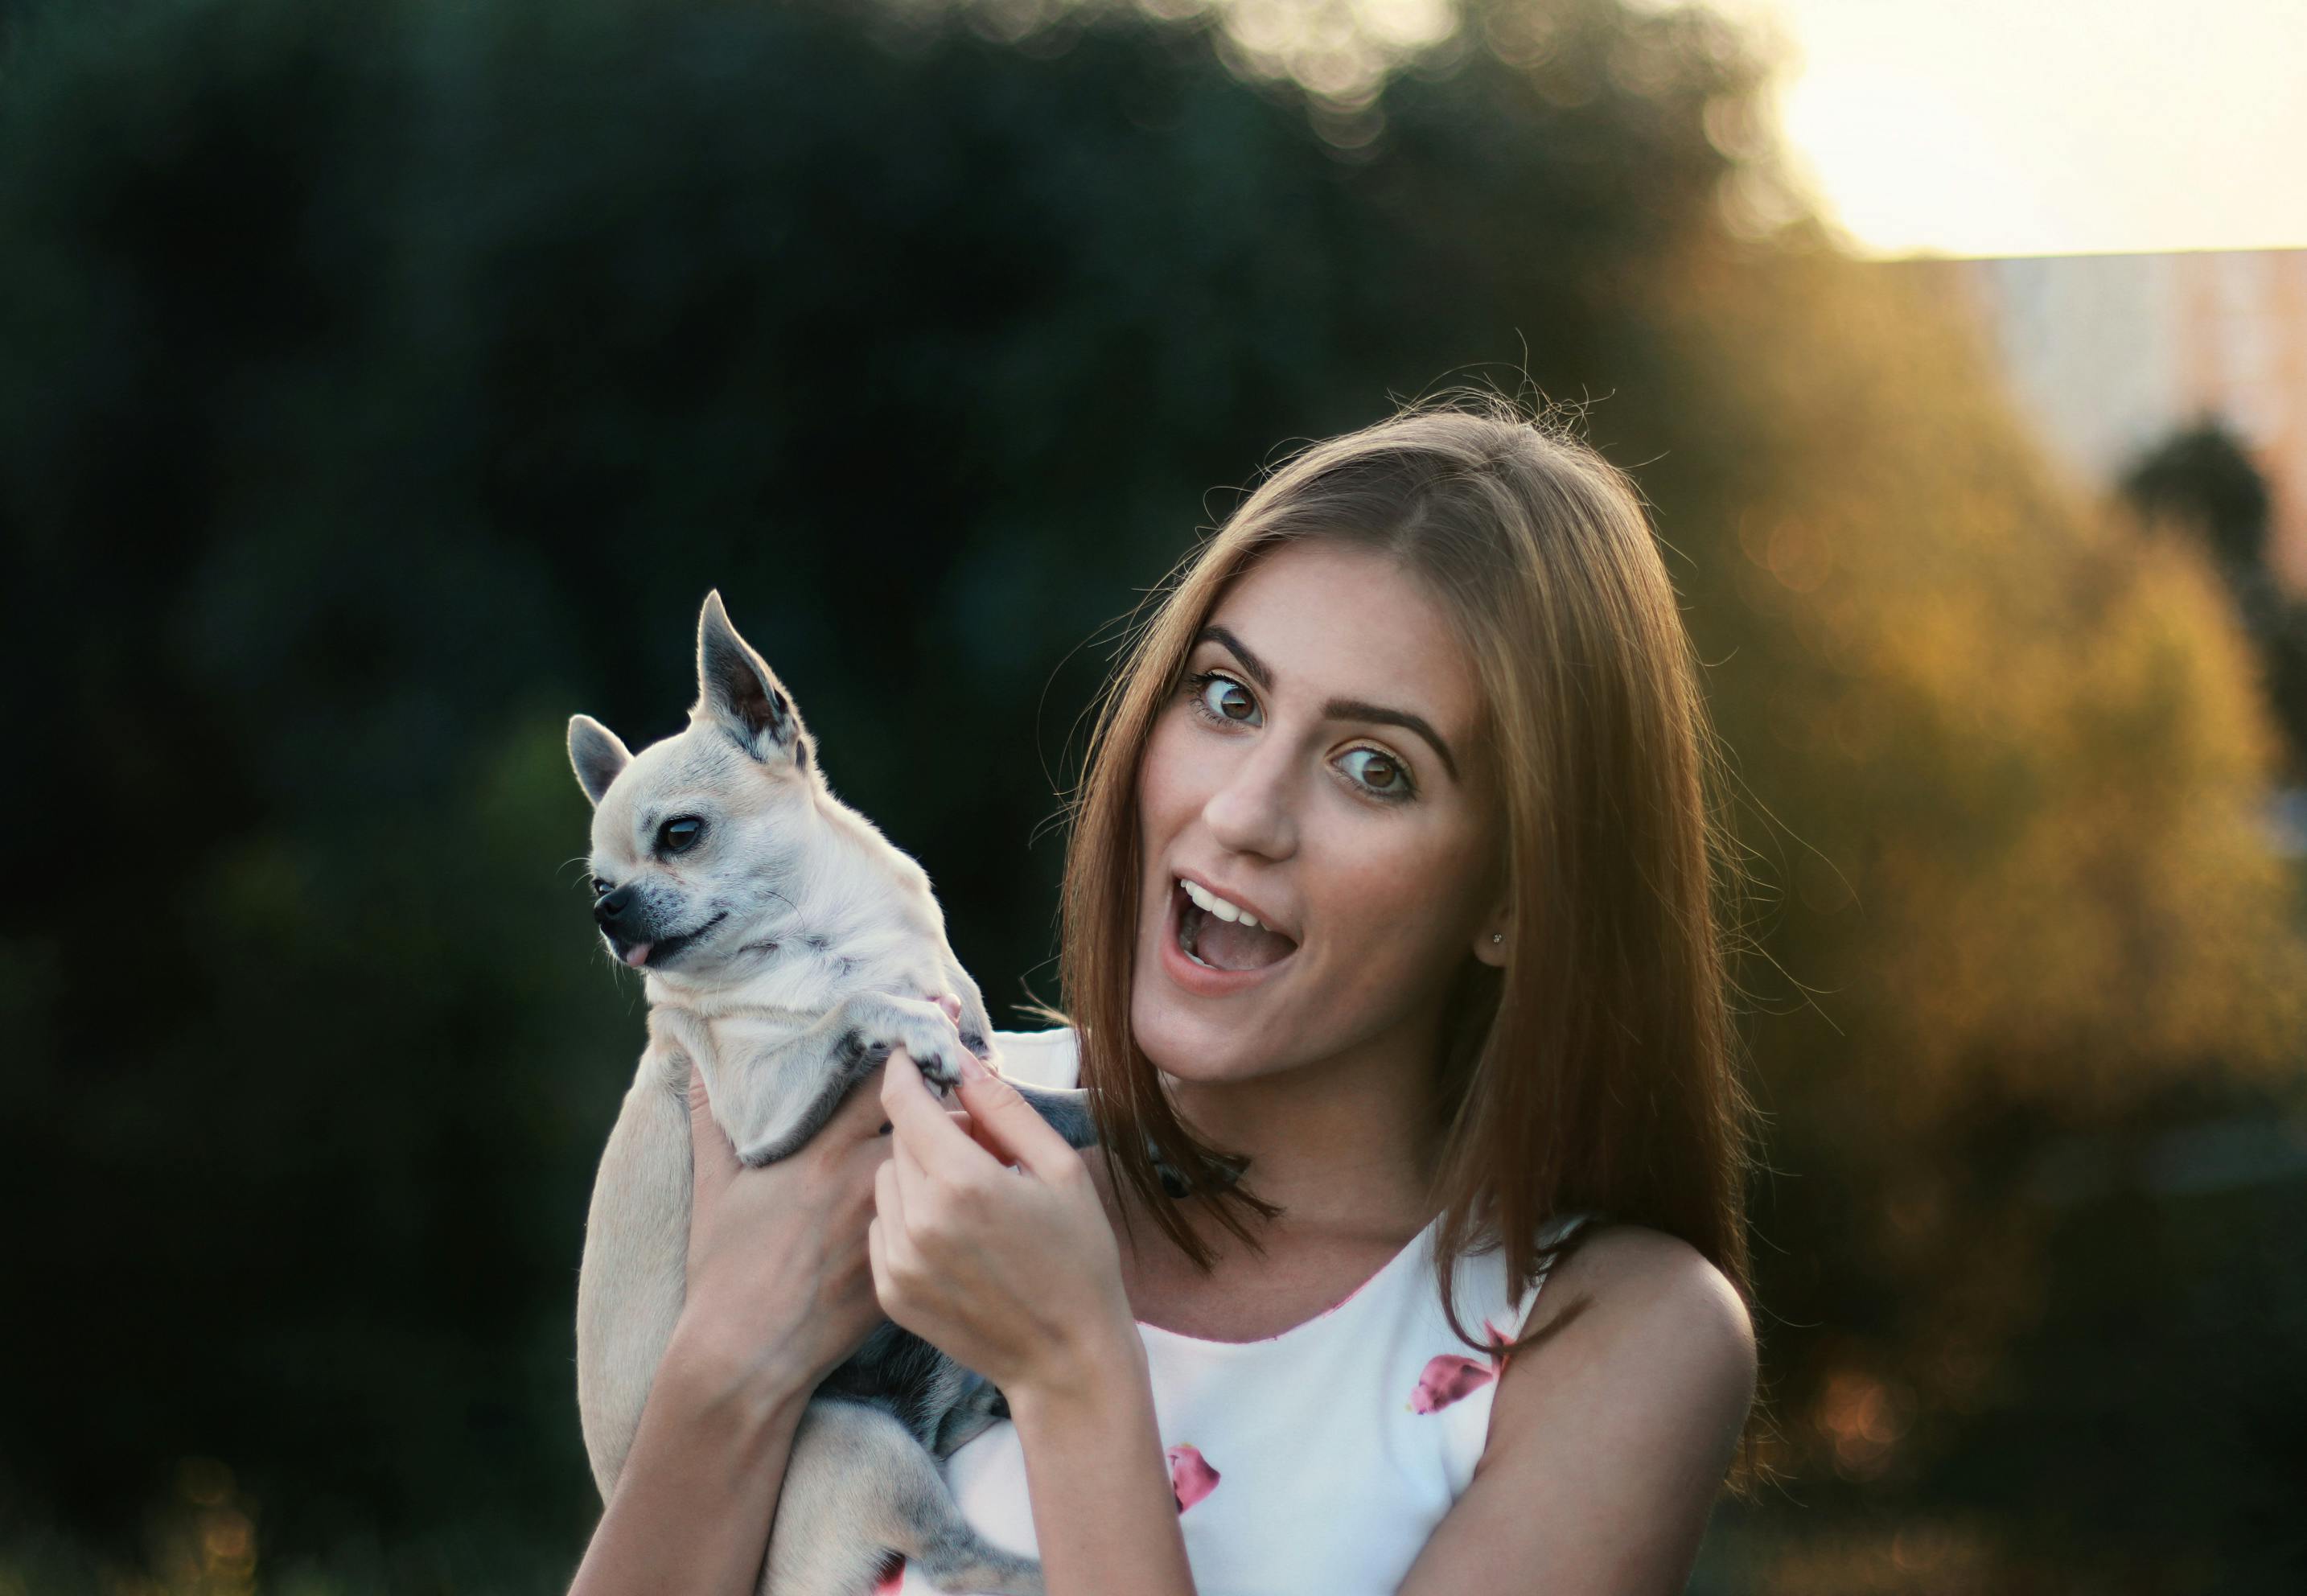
top-left (1130, 538), bottom-right (1507, 1089)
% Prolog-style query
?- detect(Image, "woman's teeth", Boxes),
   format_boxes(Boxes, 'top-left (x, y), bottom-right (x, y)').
top-left (1179, 877), bottom-right (1261, 928)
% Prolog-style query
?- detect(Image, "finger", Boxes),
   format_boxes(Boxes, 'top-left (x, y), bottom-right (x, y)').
top-left (943, 1105), bottom-right (1003, 1163)
top-left (874, 1154), bottom-right (907, 1233)
top-left (880, 1050), bottom-right (989, 1182)
top-left (867, 1213), bottom-right (891, 1304)
top-left (892, 1106), bottom-right (933, 1193)
top-left (687, 1059), bottom-right (741, 1207)
top-left (964, 1113), bottom-right (1014, 1166)
top-left (872, 1159), bottom-right (919, 1293)
top-left (952, 1059), bottom-right (1078, 1181)
top-left (887, 1104), bottom-right (936, 1227)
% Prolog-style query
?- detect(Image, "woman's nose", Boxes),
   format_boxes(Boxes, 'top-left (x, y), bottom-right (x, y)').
top-left (1202, 740), bottom-right (1297, 860)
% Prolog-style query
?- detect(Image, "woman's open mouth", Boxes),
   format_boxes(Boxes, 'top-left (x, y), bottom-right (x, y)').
top-left (1163, 876), bottom-right (1298, 990)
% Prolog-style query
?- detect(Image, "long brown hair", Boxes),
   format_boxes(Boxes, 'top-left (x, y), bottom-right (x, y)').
top-left (1038, 389), bottom-right (1769, 1493)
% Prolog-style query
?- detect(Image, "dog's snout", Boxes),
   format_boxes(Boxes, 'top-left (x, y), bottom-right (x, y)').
top-left (595, 885), bottom-right (639, 926)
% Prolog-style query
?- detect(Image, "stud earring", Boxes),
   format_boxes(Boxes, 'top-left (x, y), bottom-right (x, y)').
top-left (1491, 932), bottom-right (1503, 944)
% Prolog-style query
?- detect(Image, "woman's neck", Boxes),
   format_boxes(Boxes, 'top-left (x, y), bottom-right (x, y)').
top-left (1160, 1012), bottom-right (1443, 1242)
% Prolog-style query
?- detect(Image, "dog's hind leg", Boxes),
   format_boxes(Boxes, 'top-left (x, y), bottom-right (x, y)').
top-left (765, 1398), bottom-right (1042, 1596)
top-left (931, 1372), bottom-right (1009, 1459)
top-left (575, 1039), bottom-right (693, 1502)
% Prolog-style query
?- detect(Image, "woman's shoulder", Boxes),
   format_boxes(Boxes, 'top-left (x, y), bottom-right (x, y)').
top-left (1487, 1220), bottom-right (1756, 1461)
top-left (1414, 1225), bottom-right (1757, 1584)
top-left (988, 1024), bottom-right (1080, 1089)
top-left (1515, 1220), bottom-right (1754, 1368)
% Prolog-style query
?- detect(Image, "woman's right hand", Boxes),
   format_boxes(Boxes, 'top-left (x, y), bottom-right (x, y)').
top-left (667, 1058), bottom-right (897, 1409)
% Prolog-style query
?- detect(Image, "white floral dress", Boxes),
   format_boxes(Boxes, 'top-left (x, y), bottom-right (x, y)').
top-left (891, 1027), bottom-right (1596, 1596)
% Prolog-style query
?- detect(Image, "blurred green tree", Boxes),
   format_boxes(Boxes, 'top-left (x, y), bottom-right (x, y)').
top-left (1645, 247), bottom-right (2307, 1589)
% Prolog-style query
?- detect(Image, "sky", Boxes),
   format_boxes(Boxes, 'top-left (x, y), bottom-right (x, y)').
top-left (1707, 0), bottom-right (2307, 259)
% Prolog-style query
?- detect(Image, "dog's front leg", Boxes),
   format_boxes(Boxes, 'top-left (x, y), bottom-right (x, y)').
top-left (720, 992), bottom-right (973, 1167)
top-left (1006, 1082), bottom-right (1100, 1152)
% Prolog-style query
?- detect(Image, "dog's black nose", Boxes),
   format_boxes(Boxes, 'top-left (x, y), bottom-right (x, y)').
top-left (596, 886), bottom-right (638, 926)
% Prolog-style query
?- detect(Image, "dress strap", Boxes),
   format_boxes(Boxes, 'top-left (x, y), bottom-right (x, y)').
top-left (1505, 1209), bottom-right (1602, 1340)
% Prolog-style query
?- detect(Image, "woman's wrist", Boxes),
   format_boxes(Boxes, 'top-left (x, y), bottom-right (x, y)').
top-left (1001, 1310), bottom-right (1196, 1596)
top-left (659, 1309), bottom-right (820, 1433)
top-left (1004, 1298), bottom-right (1149, 1434)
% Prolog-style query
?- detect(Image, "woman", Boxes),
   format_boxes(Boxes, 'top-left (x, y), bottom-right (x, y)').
top-left (569, 396), bottom-right (1766, 1596)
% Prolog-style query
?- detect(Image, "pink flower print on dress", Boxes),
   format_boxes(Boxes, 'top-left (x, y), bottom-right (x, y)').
top-left (1410, 1353), bottom-right (1494, 1413)
top-left (1410, 1318), bottom-right (1515, 1414)
top-left (1166, 1443), bottom-right (1220, 1512)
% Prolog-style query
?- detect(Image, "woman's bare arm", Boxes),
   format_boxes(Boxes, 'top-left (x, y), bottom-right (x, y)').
top-left (567, 1062), bottom-right (895, 1596)
top-left (1398, 1225), bottom-right (1758, 1595)
top-left (567, 1327), bottom-right (812, 1596)
top-left (1003, 1321), bottom-right (1199, 1596)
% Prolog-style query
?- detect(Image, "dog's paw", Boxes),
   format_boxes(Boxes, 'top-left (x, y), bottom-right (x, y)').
top-left (867, 997), bottom-right (967, 1093)
top-left (913, 1047), bottom-right (962, 1092)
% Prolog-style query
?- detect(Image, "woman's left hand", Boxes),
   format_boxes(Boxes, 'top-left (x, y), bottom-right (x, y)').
top-left (870, 1043), bottom-right (1136, 1405)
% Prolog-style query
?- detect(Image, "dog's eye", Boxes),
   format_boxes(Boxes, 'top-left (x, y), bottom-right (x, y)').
top-left (658, 817), bottom-right (705, 854)
top-left (590, 877), bottom-right (612, 898)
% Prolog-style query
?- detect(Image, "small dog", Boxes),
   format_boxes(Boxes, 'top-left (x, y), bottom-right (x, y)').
top-left (567, 590), bottom-right (1099, 1596)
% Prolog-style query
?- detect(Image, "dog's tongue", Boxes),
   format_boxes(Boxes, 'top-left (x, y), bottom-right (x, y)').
top-left (622, 941), bottom-right (653, 969)
top-left (1197, 915), bottom-right (1296, 972)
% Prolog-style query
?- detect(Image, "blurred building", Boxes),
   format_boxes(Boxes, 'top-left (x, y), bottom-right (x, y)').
top-left (1887, 249), bottom-right (2307, 594)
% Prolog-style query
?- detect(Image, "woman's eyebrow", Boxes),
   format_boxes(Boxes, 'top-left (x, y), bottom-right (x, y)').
top-left (1195, 623), bottom-right (1462, 784)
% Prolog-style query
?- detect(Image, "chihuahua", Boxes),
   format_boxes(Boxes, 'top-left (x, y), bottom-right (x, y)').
top-left (567, 590), bottom-right (1098, 1595)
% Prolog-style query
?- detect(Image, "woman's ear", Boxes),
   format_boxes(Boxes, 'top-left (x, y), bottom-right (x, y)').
top-left (1473, 908), bottom-right (1510, 968)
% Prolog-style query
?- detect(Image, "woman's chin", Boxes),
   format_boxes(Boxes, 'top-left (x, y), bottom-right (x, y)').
top-left (1130, 983), bottom-right (1277, 1086)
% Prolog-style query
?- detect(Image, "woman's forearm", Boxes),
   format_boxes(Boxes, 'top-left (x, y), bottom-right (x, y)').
top-left (868, 1059), bottom-right (1195, 1592)
top-left (567, 1325), bottom-right (811, 1596)
top-left (1007, 1326), bottom-right (1199, 1596)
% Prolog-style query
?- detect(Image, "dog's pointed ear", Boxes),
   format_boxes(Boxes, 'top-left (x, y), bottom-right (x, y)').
top-left (569, 714), bottom-right (633, 808)
top-left (694, 590), bottom-right (812, 768)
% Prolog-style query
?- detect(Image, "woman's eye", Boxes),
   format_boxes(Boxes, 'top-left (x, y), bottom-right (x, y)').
top-left (658, 817), bottom-right (705, 853)
top-left (1340, 747), bottom-right (1413, 799)
top-left (1191, 671), bottom-right (1260, 725)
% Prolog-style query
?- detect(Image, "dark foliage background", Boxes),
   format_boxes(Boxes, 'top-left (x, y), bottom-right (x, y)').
top-left (3, 1), bottom-right (2302, 1591)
